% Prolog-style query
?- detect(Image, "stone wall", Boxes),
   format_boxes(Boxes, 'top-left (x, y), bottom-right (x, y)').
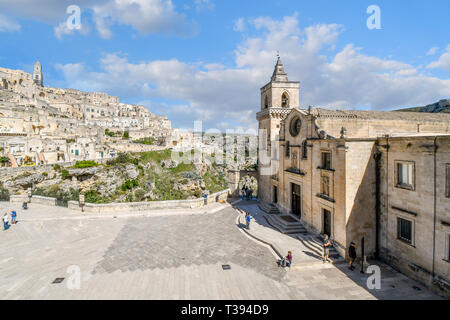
top-left (10, 189), bottom-right (230, 214)
top-left (378, 136), bottom-right (450, 298)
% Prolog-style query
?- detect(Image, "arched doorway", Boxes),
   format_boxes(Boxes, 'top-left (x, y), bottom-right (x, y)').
top-left (239, 175), bottom-right (258, 199)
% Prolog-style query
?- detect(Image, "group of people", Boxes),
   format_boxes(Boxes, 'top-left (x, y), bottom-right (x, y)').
top-left (240, 185), bottom-right (254, 200)
top-left (278, 236), bottom-right (357, 270)
top-left (322, 235), bottom-right (358, 271)
top-left (3, 210), bottom-right (17, 231)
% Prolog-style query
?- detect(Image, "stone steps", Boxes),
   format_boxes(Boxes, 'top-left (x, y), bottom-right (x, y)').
top-left (297, 234), bottom-right (344, 263)
top-left (263, 214), bottom-right (308, 235)
top-left (258, 202), bottom-right (280, 215)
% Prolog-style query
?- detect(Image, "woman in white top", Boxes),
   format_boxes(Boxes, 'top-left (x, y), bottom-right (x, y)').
top-left (3, 213), bottom-right (9, 231)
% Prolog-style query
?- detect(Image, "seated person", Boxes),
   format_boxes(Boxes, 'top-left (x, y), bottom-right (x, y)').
top-left (278, 251), bottom-right (293, 268)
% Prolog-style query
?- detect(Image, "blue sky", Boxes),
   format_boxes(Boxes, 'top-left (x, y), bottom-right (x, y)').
top-left (0, 0), bottom-right (449, 131)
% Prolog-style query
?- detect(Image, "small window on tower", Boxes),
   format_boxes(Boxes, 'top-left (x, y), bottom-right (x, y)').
top-left (282, 92), bottom-right (289, 108)
top-left (264, 96), bottom-right (269, 109)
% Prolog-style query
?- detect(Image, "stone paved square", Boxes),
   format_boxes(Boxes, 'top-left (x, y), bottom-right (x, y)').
top-left (0, 201), bottom-right (443, 300)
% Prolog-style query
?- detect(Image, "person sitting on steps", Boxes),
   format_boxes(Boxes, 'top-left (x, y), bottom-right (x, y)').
top-left (278, 251), bottom-right (293, 268)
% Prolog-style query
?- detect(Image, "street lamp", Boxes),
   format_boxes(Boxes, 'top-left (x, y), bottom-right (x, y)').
top-left (27, 187), bottom-right (32, 203)
top-left (79, 194), bottom-right (85, 212)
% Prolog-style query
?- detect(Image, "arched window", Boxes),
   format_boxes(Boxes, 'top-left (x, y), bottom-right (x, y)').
top-left (264, 96), bottom-right (269, 109)
top-left (282, 92), bottom-right (289, 108)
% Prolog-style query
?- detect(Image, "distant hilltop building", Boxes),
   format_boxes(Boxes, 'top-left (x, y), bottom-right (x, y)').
top-left (0, 60), bottom-right (175, 166)
top-left (33, 59), bottom-right (43, 87)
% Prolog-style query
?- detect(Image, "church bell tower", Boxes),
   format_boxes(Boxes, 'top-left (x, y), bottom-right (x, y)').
top-left (33, 59), bottom-right (43, 87)
top-left (256, 55), bottom-right (300, 203)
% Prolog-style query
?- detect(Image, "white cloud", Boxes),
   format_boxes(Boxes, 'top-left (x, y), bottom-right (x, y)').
top-left (427, 45), bottom-right (450, 70)
top-left (0, 0), bottom-right (197, 39)
top-left (194, 0), bottom-right (214, 12)
top-left (0, 13), bottom-right (21, 32)
top-left (426, 47), bottom-right (439, 56)
top-left (55, 15), bottom-right (450, 130)
top-left (54, 20), bottom-right (91, 40)
top-left (233, 18), bottom-right (245, 32)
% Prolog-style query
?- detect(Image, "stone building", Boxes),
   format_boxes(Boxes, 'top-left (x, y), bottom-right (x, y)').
top-left (257, 57), bottom-right (450, 297)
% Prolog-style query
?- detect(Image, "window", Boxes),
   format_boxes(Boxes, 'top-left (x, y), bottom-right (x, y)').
top-left (397, 217), bottom-right (413, 244)
top-left (285, 141), bottom-right (290, 158)
top-left (396, 161), bottom-right (414, 190)
top-left (320, 175), bottom-right (330, 197)
top-left (321, 152), bottom-right (331, 170)
top-left (281, 92), bottom-right (289, 108)
top-left (302, 140), bottom-right (308, 159)
top-left (264, 96), bottom-right (269, 109)
top-left (446, 164), bottom-right (450, 198)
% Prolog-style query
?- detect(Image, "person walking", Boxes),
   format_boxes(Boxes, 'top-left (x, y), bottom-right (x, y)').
top-left (348, 242), bottom-right (357, 271)
top-left (3, 213), bottom-right (9, 231)
top-left (249, 187), bottom-right (254, 200)
top-left (241, 185), bottom-right (246, 199)
top-left (11, 210), bottom-right (17, 225)
top-left (244, 186), bottom-right (249, 200)
top-left (245, 212), bottom-right (252, 230)
top-left (323, 235), bottom-right (332, 263)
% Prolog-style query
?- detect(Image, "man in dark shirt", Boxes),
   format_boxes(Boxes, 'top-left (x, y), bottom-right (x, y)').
top-left (348, 242), bottom-right (357, 271)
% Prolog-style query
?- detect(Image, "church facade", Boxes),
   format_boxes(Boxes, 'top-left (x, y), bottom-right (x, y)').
top-left (257, 57), bottom-right (450, 297)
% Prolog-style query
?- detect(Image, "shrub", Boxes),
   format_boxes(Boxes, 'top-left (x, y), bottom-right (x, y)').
top-left (42, 172), bottom-right (48, 177)
top-left (53, 164), bottom-right (61, 171)
top-left (61, 169), bottom-right (69, 180)
top-left (121, 179), bottom-right (139, 191)
top-left (133, 137), bottom-right (155, 145)
top-left (169, 163), bottom-right (195, 173)
top-left (134, 188), bottom-right (146, 201)
top-left (84, 190), bottom-right (105, 204)
top-left (123, 131), bottom-right (129, 140)
top-left (106, 153), bottom-right (138, 166)
top-left (139, 150), bottom-right (172, 164)
top-left (73, 160), bottom-right (99, 168)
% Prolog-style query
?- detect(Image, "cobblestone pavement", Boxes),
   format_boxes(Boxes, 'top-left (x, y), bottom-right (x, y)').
top-left (0, 201), bottom-right (443, 299)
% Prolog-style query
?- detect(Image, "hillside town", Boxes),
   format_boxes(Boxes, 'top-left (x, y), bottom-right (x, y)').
top-left (0, 60), bottom-right (177, 167)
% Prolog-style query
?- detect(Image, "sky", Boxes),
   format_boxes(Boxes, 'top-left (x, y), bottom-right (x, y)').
top-left (0, 0), bottom-right (449, 132)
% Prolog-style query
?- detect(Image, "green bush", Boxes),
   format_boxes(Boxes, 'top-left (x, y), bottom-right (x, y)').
top-left (169, 163), bottom-right (195, 173)
top-left (139, 150), bottom-right (172, 164)
top-left (53, 164), bottom-right (61, 171)
top-left (133, 137), bottom-right (155, 145)
top-left (106, 153), bottom-right (138, 166)
top-left (84, 190), bottom-right (105, 204)
top-left (61, 169), bottom-right (69, 180)
top-left (123, 131), bottom-right (129, 140)
top-left (42, 172), bottom-right (48, 177)
top-left (121, 179), bottom-right (139, 191)
top-left (73, 160), bottom-right (99, 168)
top-left (32, 186), bottom-right (79, 205)
top-left (134, 188), bottom-right (146, 201)
top-left (0, 156), bottom-right (9, 163)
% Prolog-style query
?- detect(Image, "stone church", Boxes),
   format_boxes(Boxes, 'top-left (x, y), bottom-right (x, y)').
top-left (257, 56), bottom-right (450, 297)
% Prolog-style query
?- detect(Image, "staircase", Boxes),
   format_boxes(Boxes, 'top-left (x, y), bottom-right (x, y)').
top-left (264, 214), bottom-right (308, 235)
top-left (258, 202), bottom-right (280, 215)
top-left (297, 234), bottom-right (344, 263)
